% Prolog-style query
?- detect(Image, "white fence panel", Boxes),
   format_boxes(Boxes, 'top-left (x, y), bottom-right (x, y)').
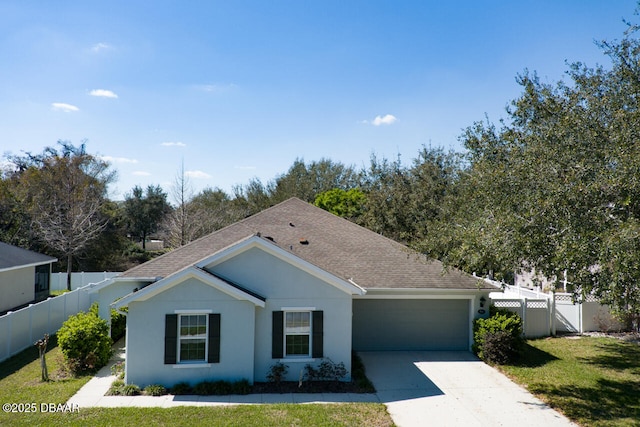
top-left (0, 285), bottom-right (93, 363)
top-left (525, 299), bottom-right (551, 338)
top-left (491, 298), bottom-right (551, 338)
top-left (555, 296), bottom-right (580, 333)
top-left (0, 316), bottom-right (9, 362)
top-left (51, 272), bottom-right (121, 291)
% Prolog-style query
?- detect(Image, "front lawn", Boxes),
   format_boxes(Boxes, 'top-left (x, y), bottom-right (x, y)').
top-left (0, 338), bottom-right (393, 426)
top-left (499, 336), bottom-right (640, 427)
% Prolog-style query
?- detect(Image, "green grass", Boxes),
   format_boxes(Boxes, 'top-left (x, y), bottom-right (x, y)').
top-left (0, 337), bottom-right (393, 426)
top-left (499, 336), bottom-right (640, 427)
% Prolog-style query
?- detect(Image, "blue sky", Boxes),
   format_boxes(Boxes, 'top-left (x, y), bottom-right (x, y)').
top-left (0, 1), bottom-right (636, 200)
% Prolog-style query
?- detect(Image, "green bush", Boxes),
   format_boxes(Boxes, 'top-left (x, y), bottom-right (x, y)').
top-left (266, 362), bottom-right (288, 383)
top-left (304, 359), bottom-right (347, 381)
top-left (144, 384), bottom-right (167, 396)
top-left (110, 308), bottom-right (127, 341)
top-left (106, 379), bottom-right (125, 395)
top-left (170, 382), bottom-right (192, 395)
top-left (473, 306), bottom-right (524, 364)
top-left (57, 303), bottom-right (113, 374)
top-left (231, 379), bottom-right (251, 395)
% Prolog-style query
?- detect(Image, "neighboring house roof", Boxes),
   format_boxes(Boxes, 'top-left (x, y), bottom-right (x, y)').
top-left (122, 197), bottom-right (492, 290)
top-left (0, 242), bottom-right (57, 272)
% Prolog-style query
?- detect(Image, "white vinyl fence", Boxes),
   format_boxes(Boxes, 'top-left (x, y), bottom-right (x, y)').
top-left (490, 281), bottom-right (621, 336)
top-left (554, 293), bottom-right (622, 333)
top-left (492, 298), bottom-right (553, 338)
top-left (50, 272), bottom-right (121, 291)
top-left (0, 285), bottom-right (92, 363)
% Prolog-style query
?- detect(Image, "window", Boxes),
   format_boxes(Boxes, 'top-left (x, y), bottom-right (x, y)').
top-left (285, 311), bottom-right (311, 356)
top-left (272, 310), bottom-right (323, 359)
top-left (165, 313), bottom-right (220, 365)
top-left (179, 314), bottom-right (207, 362)
top-left (34, 264), bottom-right (50, 301)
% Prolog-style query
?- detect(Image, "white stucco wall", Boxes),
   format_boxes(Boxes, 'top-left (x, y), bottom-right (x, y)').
top-left (209, 247), bottom-right (353, 382)
top-left (0, 267), bottom-right (35, 313)
top-left (125, 278), bottom-right (256, 388)
top-left (92, 280), bottom-right (145, 324)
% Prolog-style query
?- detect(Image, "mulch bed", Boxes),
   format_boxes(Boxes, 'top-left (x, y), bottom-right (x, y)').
top-left (251, 380), bottom-right (374, 394)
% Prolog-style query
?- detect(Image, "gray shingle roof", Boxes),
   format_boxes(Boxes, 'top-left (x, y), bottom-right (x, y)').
top-left (0, 242), bottom-right (57, 271)
top-left (122, 197), bottom-right (491, 290)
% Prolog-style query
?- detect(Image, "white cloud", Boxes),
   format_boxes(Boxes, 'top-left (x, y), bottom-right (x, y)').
top-left (372, 114), bottom-right (397, 126)
top-left (89, 89), bottom-right (118, 98)
top-left (132, 171), bottom-right (151, 176)
top-left (91, 42), bottom-right (112, 53)
top-left (185, 170), bottom-right (211, 179)
top-left (51, 103), bottom-right (79, 112)
top-left (100, 156), bottom-right (138, 164)
top-left (160, 142), bottom-right (186, 147)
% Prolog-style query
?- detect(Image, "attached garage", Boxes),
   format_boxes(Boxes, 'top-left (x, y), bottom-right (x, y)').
top-left (352, 298), bottom-right (471, 351)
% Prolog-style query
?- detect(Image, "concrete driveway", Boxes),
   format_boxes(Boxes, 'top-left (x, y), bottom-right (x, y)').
top-left (359, 351), bottom-right (577, 427)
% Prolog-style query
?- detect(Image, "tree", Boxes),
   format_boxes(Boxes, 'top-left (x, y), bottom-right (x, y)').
top-left (124, 185), bottom-right (169, 251)
top-left (314, 188), bottom-right (366, 220)
top-left (6, 141), bottom-right (116, 290)
top-left (165, 162), bottom-right (195, 248)
top-left (446, 22), bottom-right (640, 326)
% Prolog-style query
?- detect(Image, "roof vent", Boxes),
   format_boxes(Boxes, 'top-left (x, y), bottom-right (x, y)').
top-left (289, 222), bottom-right (295, 227)
top-left (299, 238), bottom-right (309, 245)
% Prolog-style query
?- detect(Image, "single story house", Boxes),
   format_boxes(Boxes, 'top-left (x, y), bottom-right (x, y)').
top-left (98, 198), bottom-right (495, 388)
top-left (0, 242), bottom-right (57, 314)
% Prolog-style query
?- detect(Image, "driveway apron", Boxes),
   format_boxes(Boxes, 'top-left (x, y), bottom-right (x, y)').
top-left (359, 351), bottom-right (577, 427)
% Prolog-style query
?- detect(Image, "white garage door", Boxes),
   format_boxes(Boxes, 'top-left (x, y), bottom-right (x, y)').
top-left (352, 299), bottom-right (470, 351)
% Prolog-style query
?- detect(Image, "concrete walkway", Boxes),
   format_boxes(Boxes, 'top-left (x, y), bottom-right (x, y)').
top-left (359, 351), bottom-right (577, 427)
top-left (67, 341), bottom-right (377, 408)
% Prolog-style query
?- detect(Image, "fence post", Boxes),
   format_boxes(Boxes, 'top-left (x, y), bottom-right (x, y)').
top-left (522, 298), bottom-right (528, 336)
top-left (6, 312), bottom-right (11, 357)
top-left (550, 292), bottom-right (556, 336)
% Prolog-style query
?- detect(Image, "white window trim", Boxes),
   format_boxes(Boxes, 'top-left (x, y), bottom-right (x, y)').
top-left (174, 309), bottom-right (213, 314)
top-left (283, 310), bottom-right (313, 358)
top-left (279, 358), bottom-right (317, 363)
top-left (177, 313), bottom-right (209, 364)
top-left (173, 363), bottom-right (212, 369)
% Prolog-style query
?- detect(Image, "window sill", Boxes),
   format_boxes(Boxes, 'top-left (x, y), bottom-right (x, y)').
top-left (279, 358), bottom-right (316, 363)
top-left (173, 363), bottom-right (212, 369)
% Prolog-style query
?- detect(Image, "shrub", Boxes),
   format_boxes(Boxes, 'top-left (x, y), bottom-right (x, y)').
top-left (107, 379), bottom-right (125, 395)
top-left (110, 308), bottom-right (127, 341)
top-left (121, 384), bottom-right (141, 396)
top-left (170, 382), bottom-right (192, 395)
top-left (266, 362), bottom-right (288, 383)
top-left (110, 361), bottom-right (125, 379)
top-left (57, 303), bottom-right (112, 374)
top-left (304, 358), bottom-right (347, 381)
top-left (231, 379), bottom-right (251, 395)
top-left (144, 384), bottom-right (167, 396)
top-left (473, 306), bottom-right (524, 364)
top-left (192, 380), bottom-right (250, 395)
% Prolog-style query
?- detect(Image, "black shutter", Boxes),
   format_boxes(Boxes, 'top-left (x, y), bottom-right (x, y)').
top-left (208, 314), bottom-right (221, 363)
top-left (272, 311), bottom-right (284, 358)
top-left (312, 310), bottom-right (323, 358)
top-left (164, 314), bottom-right (178, 364)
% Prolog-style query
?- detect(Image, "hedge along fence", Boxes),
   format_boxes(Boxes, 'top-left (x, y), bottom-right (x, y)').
top-left (491, 298), bottom-right (552, 338)
top-left (0, 285), bottom-right (92, 363)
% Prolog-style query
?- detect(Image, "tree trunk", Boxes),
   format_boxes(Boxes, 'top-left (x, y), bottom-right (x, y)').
top-left (66, 253), bottom-right (73, 291)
